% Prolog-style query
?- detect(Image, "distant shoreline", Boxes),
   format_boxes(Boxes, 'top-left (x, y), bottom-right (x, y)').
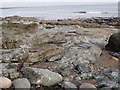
top-left (0, 7), bottom-right (32, 9)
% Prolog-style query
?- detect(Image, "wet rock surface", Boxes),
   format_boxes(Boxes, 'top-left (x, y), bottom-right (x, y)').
top-left (0, 16), bottom-right (119, 89)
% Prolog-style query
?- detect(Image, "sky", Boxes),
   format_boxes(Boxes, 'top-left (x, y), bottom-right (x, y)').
top-left (0, 0), bottom-right (120, 2)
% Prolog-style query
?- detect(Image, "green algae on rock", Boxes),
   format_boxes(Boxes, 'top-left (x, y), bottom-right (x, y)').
top-left (106, 33), bottom-right (120, 52)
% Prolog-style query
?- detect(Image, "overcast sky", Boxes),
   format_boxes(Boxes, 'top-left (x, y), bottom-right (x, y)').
top-left (0, 0), bottom-right (120, 2)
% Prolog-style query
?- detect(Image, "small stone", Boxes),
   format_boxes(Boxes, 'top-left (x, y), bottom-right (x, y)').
top-left (0, 77), bottom-right (12, 88)
top-left (75, 76), bottom-right (82, 85)
top-left (111, 71), bottom-right (118, 78)
top-left (80, 83), bottom-right (97, 89)
top-left (111, 56), bottom-right (119, 61)
top-left (75, 64), bottom-right (91, 73)
top-left (9, 72), bottom-right (21, 79)
top-left (62, 81), bottom-right (77, 89)
top-left (60, 69), bottom-right (71, 76)
top-left (64, 78), bottom-right (69, 82)
top-left (13, 78), bottom-right (31, 89)
top-left (80, 73), bottom-right (88, 80)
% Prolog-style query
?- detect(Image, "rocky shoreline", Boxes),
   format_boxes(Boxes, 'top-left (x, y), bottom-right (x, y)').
top-left (0, 16), bottom-right (119, 89)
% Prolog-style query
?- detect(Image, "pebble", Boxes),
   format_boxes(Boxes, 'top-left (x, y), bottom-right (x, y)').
top-left (62, 81), bottom-right (77, 89)
top-left (79, 83), bottom-right (97, 89)
top-left (60, 69), bottom-right (71, 76)
top-left (13, 78), bottom-right (31, 89)
top-left (9, 72), bottom-right (21, 79)
top-left (111, 56), bottom-right (119, 61)
top-left (0, 77), bottom-right (12, 88)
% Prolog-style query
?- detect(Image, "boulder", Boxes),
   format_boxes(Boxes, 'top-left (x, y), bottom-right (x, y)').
top-left (13, 78), bottom-right (31, 89)
top-left (105, 33), bottom-right (120, 52)
top-left (59, 43), bottom-right (102, 67)
top-left (0, 77), bottom-right (12, 88)
top-left (21, 67), bottom-right (63, 86)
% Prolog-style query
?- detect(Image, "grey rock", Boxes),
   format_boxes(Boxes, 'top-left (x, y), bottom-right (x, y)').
top-left (59, 43), bottom-right (102, 66)
top-left (89, 37), bottom-right (107, 45)
top-left (111, 71), bottom-right (119, 80)
top-left (0, 63), bottom-right (21, 77)
top-left (75, 64), bottom-right (91, 73)
top-left (13, 78), bottom-right (31, 89)
top-left (62, 81), bottom-right (77, 89)
top-left (27, 44), bottom-right (64, 63)
top-left (60, 69), bottom-right (71, 76)
top-left (102, 69), bottom-right (119, 81)
top-left (98, 80), bottom-right (119, 88)
top-left (21, 67), bottom-right (62, 86)
top-left (1, 48), bottom-right (29, 63)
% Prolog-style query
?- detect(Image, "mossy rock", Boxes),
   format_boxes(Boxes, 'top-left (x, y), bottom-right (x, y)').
top-left (105, 33), bottom-right (120, 52)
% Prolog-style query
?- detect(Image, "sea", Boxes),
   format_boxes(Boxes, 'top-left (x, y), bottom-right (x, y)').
top-left (0, 2), bottom-right (119, 20)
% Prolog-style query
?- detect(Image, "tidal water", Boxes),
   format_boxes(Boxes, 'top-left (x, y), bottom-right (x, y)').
top-left (0, 2), bottom-right (118, 19)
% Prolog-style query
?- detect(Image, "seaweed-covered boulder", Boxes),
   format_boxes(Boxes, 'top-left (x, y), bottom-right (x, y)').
top-left (105, 33), bottom-right (120, 52)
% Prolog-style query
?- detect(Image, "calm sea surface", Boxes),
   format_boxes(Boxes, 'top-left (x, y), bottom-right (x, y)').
top-left (0, 2), bottom-right (118, 19)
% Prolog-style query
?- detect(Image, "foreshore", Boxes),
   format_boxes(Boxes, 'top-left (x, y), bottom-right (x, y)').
top-left (0, 16), bottom-right (119, 89)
